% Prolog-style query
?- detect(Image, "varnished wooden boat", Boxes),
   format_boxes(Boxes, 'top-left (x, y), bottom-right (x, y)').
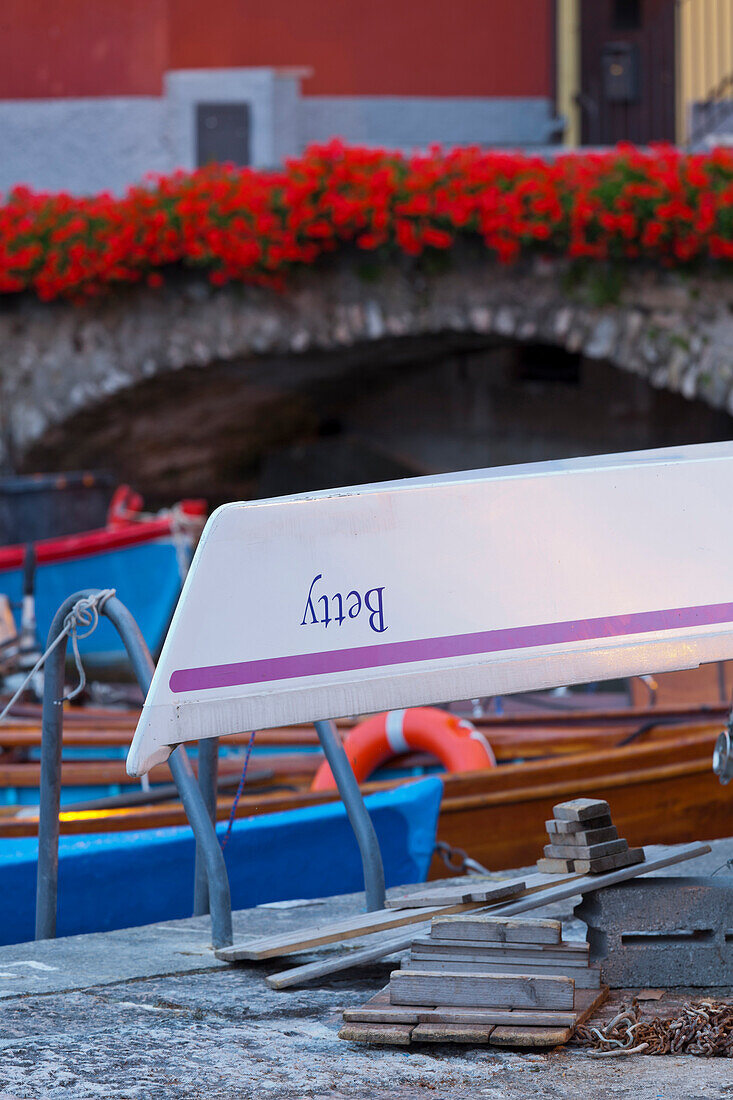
top-left (1, 717), bottom-right (729, 878)
top-left (2, 660), bottom-right (732, 861)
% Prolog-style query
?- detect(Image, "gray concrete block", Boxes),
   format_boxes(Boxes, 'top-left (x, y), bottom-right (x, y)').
top-left (574, 875), bottom-right (733, 988)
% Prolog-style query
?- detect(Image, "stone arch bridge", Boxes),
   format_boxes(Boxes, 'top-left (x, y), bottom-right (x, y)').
top-left (2, 255), bottom-right (733, 503)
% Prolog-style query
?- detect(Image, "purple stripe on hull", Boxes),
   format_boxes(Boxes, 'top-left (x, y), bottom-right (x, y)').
top-left (168, 601), bottom-right (733, 694)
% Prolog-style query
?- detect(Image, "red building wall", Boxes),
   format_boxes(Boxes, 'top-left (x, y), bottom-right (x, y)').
top-left (168, 0), bottom-right (554, 97)
top-left (0, 1), bottom-right (167, 98)
top-left (0, 0), bottom-right (553, 99)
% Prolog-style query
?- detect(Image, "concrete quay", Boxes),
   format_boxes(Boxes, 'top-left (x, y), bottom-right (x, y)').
top-left (0, 841), bottom-right (731, 1100)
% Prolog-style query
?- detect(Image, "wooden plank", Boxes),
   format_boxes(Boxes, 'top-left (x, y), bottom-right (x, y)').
top-left (265, 923), bottom-right (430, 990)
top-left (573, 847), bottom-right (645, 874)
top-left (384, 890), bottom-right (477, 909)
top-left (429, 915), bottom-right (561, 944)
top-left (536, 858), bottom-right (576, 873)
top-left (401, 958), bottom-right (601, 989)
top-left (338, 1023), bottom-right (414, 1045)
top-left (546, 815), bottom-right (614, 834)
top-left (544, 839), bottom-right (628, 860)
top-left (411, 949), bottom-right (589, 969)
top-left (358, 1003), bottom-right (580, 1026)
top-left (412, 949), bottom-right (590, 968)
top-left (339, 987), bottom-right (610, 1047)
top-left (343, 984), bottom-right (598, 1028)
top-left (385, 870), bottom-right (582, 912)
top-left (218, 901), bottom-right (479, 961)
top-left (489, 1023), bottom-right (571, 1047)
top-left (252, 842), bottom-right (709, 982)
top-left (545, 824), bottom-right (617, 845)
top-left (414, 936), bottom-right (588, 958)
top-left (573, 985), bottom-right (609, 1025)
top-left (411, 1022), bottom-right (494, 1043)
top-left (489, 984), bottom-right (608, 1048)
top-left (411, 950), bottom-right (589, 968)
top-left (553, 798), bottom-right (610, 821)
top-left (545, 814), bottom-right (611, 836)
top-left (389, 970), bottom-right (575, 1010)
top-left (384, 878), bottom-right (526, 910)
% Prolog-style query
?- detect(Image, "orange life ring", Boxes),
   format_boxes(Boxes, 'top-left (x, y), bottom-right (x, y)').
top-left (310, 706), bottom-right (496, 791)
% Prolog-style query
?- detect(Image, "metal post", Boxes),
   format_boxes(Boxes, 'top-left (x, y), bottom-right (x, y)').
top-left (193, 736), bottom-right (219, 915)
top-left (36, 590), bottom-right (233, 948)
top-left (313, 719), bottom-right (385, 911)
top-left (35, 602), bottom-right (67, 943)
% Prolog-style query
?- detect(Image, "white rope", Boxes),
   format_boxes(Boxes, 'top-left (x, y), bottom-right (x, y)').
top-left (0, 589), bottom-right (116, 723)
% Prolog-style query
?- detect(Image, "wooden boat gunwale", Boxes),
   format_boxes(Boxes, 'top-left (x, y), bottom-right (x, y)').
top-left (0, 720), bottom-right (726, 867)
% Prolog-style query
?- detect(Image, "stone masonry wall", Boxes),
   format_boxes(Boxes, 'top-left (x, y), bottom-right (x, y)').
top-left (1, 253), bottom-right (733, 492)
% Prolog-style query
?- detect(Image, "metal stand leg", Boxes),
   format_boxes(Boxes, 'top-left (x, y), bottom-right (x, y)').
top-left (35, 617), bottom-right (66, 942)
top-left (313, 719), bottom-right (385, 911)
top-left (170, 744), bottom-right (231, 945)
top-left (193, 737), bottom-right (219, 915)
top-left (36, 590), bottom-right (233, 948)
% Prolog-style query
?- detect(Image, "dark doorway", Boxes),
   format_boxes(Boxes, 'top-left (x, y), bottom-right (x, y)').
top-left (579, 0), bottom-right (676, 144)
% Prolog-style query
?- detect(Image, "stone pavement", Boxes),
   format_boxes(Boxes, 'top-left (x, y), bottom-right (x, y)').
top-left (0, 840), bottom-right (731, 1100)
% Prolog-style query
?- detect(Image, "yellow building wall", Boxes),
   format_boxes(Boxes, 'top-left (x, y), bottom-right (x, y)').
top-left (557, 0), bottom-right (733, 147)
top-left (677, 0), bottom-right (733, 143)
top-left (556, 0), bottom-right (581, 145)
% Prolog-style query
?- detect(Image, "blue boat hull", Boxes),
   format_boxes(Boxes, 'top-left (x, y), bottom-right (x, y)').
top-left (0, 538), bottom-right (187, 666)
top-left (0, 777), bottom-right (443, 945)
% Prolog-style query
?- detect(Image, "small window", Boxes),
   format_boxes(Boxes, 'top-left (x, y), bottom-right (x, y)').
top-left (196, 102), bottom-right (250, 168)
top-left (613, 0), bottom-right (642, 31)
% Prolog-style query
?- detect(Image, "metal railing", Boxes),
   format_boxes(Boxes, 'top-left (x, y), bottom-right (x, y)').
top-left (35, 589), bottom-right (386, 948)
top-left (36, 590), bottom-right (234, 948)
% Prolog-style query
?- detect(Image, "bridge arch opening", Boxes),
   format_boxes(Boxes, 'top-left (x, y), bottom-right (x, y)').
top-left (21, 332), bottom-right (733, 507)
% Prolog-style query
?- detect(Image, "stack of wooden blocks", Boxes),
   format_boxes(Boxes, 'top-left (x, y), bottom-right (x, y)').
top-left (340, 914), bottom-right (606, 1047)
top-left (536, 797), bottom-right (645, 874)
top-left (401, 912), bottom-right (601, 989)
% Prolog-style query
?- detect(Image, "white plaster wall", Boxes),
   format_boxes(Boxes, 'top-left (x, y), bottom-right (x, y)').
top-left (299, 96), bottom-right (559, 150)
top-left (0, 70), bottom-right (302, 195)
top-left (0, 74), bottom-right (559, 196)
top-left (0, 98), bottom-right (168, 196)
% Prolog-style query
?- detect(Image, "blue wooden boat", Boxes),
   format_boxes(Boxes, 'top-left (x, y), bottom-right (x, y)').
top-left (0, 483), bottom-right (206, 668)
top-left (0, 777), bottom-right (442, 945)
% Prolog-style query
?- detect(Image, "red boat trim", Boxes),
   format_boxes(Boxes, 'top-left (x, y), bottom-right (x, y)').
top-left (168, 600), bottom-right (733, 694)
top-left (0, 518), bottom-right (175, 572)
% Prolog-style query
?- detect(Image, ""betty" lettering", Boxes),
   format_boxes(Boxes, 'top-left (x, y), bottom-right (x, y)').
top-left (301, 573), bottom-right (387, 634)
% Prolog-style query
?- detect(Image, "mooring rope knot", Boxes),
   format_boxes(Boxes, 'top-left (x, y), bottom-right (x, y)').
top-left (63, 589), bottom-right (116, 702)
top-left (0, 588), bottom-right (116, 722)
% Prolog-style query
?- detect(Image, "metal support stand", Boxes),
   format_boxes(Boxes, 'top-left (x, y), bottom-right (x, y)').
top-left (191, 721), bottom-right (385, 913)
top-left (35, 590), bottom-right (233, 948)
top-left (193, 736), bottom-right (219, 915)
top-left (314, 719), bottom-right (385, 911)
top-left (36, 589), bottom-right (384, 944)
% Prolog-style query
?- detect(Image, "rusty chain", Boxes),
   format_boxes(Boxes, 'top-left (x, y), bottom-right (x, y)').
top-left (574, 998), bottom-right (733, 1057)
